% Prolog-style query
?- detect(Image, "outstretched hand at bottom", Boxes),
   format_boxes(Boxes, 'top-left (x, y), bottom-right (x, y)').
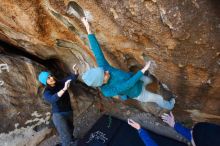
top-left (128, 119), bottom-right (141, 130)
top-left (161, 112), bottom-right (175, 128)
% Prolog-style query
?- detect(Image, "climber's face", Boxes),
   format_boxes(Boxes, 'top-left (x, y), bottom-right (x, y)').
top-left (47, 75), bottom-right (56, 86)
top-left (103, 71), bottom-right (110, 84)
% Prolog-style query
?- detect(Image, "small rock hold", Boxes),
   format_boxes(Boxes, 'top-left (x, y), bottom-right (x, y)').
top-left (206, 79), bottom-right (211, 84)
top-left (126, 110), bottom-right (131, 115)
top-left (0, 80), bottom-right (4, 86)
top-left (15, 123), bottom-right (19, 129)
top-left (217, 59), bottom-right (220, 65)
top-left (178, 64), bottom-right (184, 68)
top-left (192, 0), bottom-right (200, 9)
top-left (110, 8), bottom-right (119, 19)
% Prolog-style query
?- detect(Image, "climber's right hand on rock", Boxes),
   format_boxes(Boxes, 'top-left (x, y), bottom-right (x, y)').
top-left (141, 61), bottom-right (151, 73)
top-left (63, 79), bottom-right (72, 91)
top-left (72, 64), bottom-right (79, 75)
top-left (81, 17), bottom-right (91, 34)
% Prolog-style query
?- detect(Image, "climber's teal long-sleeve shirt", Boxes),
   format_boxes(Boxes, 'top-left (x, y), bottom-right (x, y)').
top-left (88, 34), bottom-right (143, 98)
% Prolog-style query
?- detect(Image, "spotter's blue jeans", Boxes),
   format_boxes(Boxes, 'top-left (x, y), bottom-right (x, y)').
top-left (52, 111), bottom-right (75, 146)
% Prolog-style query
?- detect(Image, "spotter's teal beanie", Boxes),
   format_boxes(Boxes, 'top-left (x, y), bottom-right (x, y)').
top-left (38, 71), bottom-right (51, 86)
top-left (82, 67), bottom-right (104, 87)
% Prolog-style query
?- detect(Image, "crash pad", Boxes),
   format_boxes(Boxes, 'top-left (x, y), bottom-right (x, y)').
top-left (78, 115), bottom-right (188, 146)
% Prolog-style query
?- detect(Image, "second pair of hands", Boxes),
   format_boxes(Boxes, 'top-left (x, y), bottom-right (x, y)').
top-left (63, 64), bottom-right (79, 91)
top-left (128, 112), bottom-right (175, 130)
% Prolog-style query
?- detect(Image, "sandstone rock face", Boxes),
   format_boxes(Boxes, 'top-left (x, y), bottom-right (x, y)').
top-left (0, 0), bottom-right (220, 127)
top-left (0, 54), bottom-right (50, 133)
top-left (0, 53), bottom-right (95, 145)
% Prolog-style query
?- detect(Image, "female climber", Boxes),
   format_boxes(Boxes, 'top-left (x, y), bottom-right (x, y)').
top-left (38, 64), bottom-right (79, 146)
top-left (81, 17), bottom-right (175, 110)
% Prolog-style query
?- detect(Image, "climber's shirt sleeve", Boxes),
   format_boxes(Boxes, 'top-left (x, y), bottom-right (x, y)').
top-left (101, 71), bottom-right (143, 97)
top-left (88, 34), bottom-right (110, 68)
top-left (113, 71), bottom-right (143, 93)
top-left (43, 90), bottom-right (60, 103)
top-left (60, 74), bottom-right (79, 84)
